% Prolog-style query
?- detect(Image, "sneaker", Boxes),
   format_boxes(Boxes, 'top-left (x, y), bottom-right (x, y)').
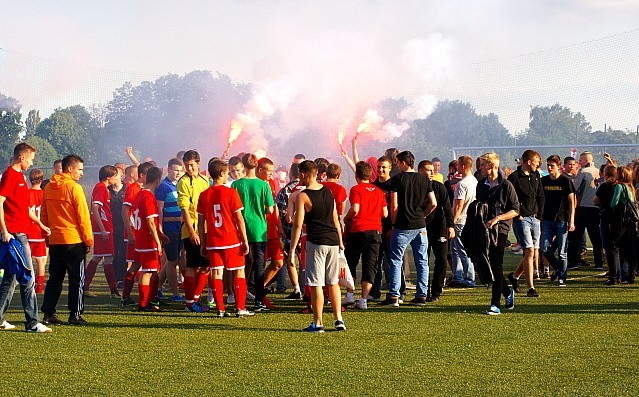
top-left (398, 294), bottom-right (405, 304)
top-left (558, 279), bottom-right (567, 287)
top-left (343, 292), bottom-right (356, 305)
top-left (156, 290), bottom-right (167, 300)
top-left (541, 270), bottom-right (549, 279)
top-left (83, 291), bottom-right (98, 298)
top-left (486, 305), bottom-right (501, 315)
top-left (285, 291), bottom-right (302, 300)
top-left (26, 322), bottom-right (53, 333)
top-left (405, 282), bottom-right (417, 290)
top-left (379, 297), bottom-right (399, 307)
top-left (604, 279), bottom-right (617, 286)
top-left (137, 304), bottom-right (160, 312)
top-left (246, 292), bottom-right (256, 301)
top-left (410, 296), bottom-right (427, 306)
top-left (207, 300), bottom-right (216, 309)
top-left (302, 322), bottom-right (325, 333)
top-left (68, 316), bottom-right (88, 326)
top-left (505, 287), bottom-right (515, 310)
top-left (120, 297), bottom-right (136, 306)
top-left (262, 297), bottom-right (276, 309)
top-left (236, 309), bottom-right (255, 317)
top-left (216, 310), bottom-right (230, 318)
top-left (110, 291), bottom-right (121, 299)
top-left (150, 299), bottom-right (169, 307)
top-left (254, 301), bottom-right (270, 312)
top-left (508, 272), bottom-right (520, 293)
top-left (526, 288), bottom-right (539, 297)
top-left (593, 265), bottom-right (605, 271)
top-left (427, 295), bottom-right (440, 303)
top-left (550, 272), bottom-right (558, 282)
top-left (171, 294), bottom-right (186, 302)
top-left (354, 298), bottom-right (368, 310)
top-left (567, 263), bottom-right (580, 270)
top-left (226, 294), bottom-right (236, 304)
top-left (42, 314), bottom-right (64, 325)
top-left (334, 319), bottom-right (346, 331)
top-left (367, 295), bottom-right (382, 302)
top-left (185, 302), bottom-right (209, 313)
top-left (0, 320), bottom-right (16, 330)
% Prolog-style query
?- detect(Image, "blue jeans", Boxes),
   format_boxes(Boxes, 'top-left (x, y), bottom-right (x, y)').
top-left (389, 228), bottom-right (429, 298)
top-left (0, 233), bottom-right (40, 329)
top-left (541, 220), bottom-right (569, 280)
top-left (450, 224), bottom-right (475, 286)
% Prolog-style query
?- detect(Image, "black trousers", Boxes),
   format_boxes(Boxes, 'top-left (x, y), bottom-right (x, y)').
top-left (489, 234), bottom-right (511, 308)
top-left (427, 234), bottom-right (448, 298)
top-left (606, 227), bottom-right (637, 282)
top-left (568, 206), bottom-right (603, 266)
top-left (42, 243), bottom-right (86, 318)
top-left (345, 230), bottom-right (381, 284)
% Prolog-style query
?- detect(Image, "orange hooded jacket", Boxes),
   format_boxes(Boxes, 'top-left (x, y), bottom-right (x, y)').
top-left (41, 173), bottom-right (93, 247)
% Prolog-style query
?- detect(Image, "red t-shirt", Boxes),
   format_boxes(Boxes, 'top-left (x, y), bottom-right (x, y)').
top-left (91, 182), bottom-right (113, 233)
top-left (349, 182), bottom-right (386, 233)
top-left (0, 167), bottom-right (30, 233)
top-left (321, 181), bottom-right (348, 216)
top-left (123, 182), bottom-right (142, 236)
top-left (133, 189), bottom-right (159, 252)
top-left (197, 185), bottom-right (244, 250)
top-left (27, 188), bottom-right (45, 241)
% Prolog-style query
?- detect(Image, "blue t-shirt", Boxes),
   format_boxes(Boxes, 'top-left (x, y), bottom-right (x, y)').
top-left (155, 177), bottom-right (181, 232)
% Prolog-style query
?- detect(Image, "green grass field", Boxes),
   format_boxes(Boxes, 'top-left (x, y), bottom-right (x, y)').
top-left (2, 249), bottom-right (639, 397)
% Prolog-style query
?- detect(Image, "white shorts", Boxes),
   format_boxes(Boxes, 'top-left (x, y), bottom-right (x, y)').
top-left (305, 241), bottom-right (340, 287)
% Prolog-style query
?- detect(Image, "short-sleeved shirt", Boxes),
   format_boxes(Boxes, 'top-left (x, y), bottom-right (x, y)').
top-left (177, 173), bottom-right (210, 240)
top-left (453, 175), bottom-right (478, 225)
top-left (155, 177), bottom-right (181, 232)
top-left (91, 182), bottom-right (113, 233)
top-left (197, 185), bottom-right (244, 250)
top-left (349, 182), bottom-right (386, 233)
top-left (28, 188), bottom-right (45, 241)
top-left (373, 178), bottom-right (393, 232)
top-left (321, 181), bottom-right (348, 216)
top-left (266, 179), bottom-right (280, 240)
top-left (388, 171), bottom-right (433, 230)
top-left (541, 174), bottom-right (575, 222)
top-left (231, 177), bottom-right (274, 243)
top-left (0, 167), bottom-right (30, 233)
top-left (133, 189), bottom-right (159, 252)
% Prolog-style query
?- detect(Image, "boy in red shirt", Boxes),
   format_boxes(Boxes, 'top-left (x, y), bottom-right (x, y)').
top-left (133, 167), bottom-right (167, 311)
top-left (343, 162), bottom-right (387, 310)
top-left (85, 165), bottom-right (120, 298)
top-left (197, 159), bottom-right (253, 317)
top-left (321, 163), bottom-right (348, 217)
top-left (27, 169), bottom-right (51, 294)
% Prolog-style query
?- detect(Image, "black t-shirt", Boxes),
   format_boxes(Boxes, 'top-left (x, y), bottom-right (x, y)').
top-left (541, 174), bottom-right (575, 222)
top-left (373, 178), bottom-right (392, 232)
top-left (596, 181), bottom-right (616, 222)
top-left (388, 171), bottom-right (432, 230)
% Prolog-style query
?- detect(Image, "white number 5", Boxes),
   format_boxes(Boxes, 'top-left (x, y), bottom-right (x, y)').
top-left (213, 204), bottom-right (222, 227)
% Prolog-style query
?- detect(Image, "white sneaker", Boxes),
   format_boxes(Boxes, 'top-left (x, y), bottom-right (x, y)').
top-left (236, 309), bottom-right (255, 317)
top-left (0, 320), bottom-right (16, 330)
top-left (227, 294), bottom-right (236, 304)
top-left (26, 322), bottom-right (53, 333)
top-left (354, 298), bottom-right (368, 310)
top-left (343, 292), bottom-right (356, 305)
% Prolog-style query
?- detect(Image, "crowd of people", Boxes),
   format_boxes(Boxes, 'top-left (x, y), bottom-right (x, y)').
top-left (0, 140), bottom-right (636, 333)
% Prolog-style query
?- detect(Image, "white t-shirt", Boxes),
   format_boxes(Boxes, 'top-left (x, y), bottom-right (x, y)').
top-left (453, 175), bottom-right (478, 225)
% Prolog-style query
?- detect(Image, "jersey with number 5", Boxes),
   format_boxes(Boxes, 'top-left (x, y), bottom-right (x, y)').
top-left (197, 185), bottom-right (244, 250)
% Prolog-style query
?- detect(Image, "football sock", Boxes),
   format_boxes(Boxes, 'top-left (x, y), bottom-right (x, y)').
top-left (234, 277), bottom-right (247, 310)
top-left (122, 271), bottom-right (136, 299)
top-left (104, 262), bottom-right (117, 293)
top-left (184, 275), bottom-right (196, 305)
top-left (213, 278), bottom-right (225, 311)
top-left (138, 283), bottom-right (150, 308)
top-left (84, 259), bottom-right (99, 290)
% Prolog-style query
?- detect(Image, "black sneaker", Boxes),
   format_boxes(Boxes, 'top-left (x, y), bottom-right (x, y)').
top-left (604, 279), bottom-right (617, 286)
top-left (42, 314), bottom-right (64, 325)
top-left (254, 301), bottom-right (270, 312)
top-left (285, 291), bottom-right (302, 300)
top-left (120, 297), bottom-right (136, 306)
top-left (68, 315), bottom-right (88, 326)
top-left (550, 273), bottom-right (558, 282)
top-left (593, 265), bottom-right (604, 271)
top-left (137, 304), bottom-right (160, 312)
top-left (526, 288), bottom-right (539, 297)
top-left (427, 295), bottom-right (440, 303)
top-left (508, 272), bottom-right (520, 293)
top-left (410, 296), bottom-right (427, 306)
top-left (558, 279), bottom-right (566, 287)
top-left (379, 297), bottom-right (399, 307)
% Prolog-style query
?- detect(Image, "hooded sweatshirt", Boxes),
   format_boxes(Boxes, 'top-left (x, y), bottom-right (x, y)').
top-left (41, 173), bottom-right (93, 246)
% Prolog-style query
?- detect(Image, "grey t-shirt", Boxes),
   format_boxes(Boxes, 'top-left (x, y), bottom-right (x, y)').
top-left (453, 175), bottom-right (477, 225)
top-left (574, 165), bottom-right (598, 208)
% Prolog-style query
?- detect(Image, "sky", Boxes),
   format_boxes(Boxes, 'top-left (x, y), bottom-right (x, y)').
top-left (2, 0), bottom-right (639, 145)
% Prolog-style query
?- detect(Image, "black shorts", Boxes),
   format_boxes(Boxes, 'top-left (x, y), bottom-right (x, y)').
top-left (183, 237), bottom-right (210, 268)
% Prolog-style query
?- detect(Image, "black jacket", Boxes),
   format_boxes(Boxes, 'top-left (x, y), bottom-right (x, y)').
top-left (425, 180), bottom-right (454, 238)
top-left (476, 175), bottom-right (520, 236)
top-left (507, 166), bottom-right (544, 218)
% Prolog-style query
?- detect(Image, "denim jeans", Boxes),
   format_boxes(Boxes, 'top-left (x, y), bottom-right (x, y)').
top-left (389, 228), bottom-right (429, 298)
top-left (541, 220), bottom-right (569, 279)
top-left (450, 224), bottom-right (475, 286)
top-left (0, 233), bottom-right (40, 329)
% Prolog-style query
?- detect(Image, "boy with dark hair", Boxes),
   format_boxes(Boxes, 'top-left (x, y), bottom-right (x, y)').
top-left (232, 153), bottom-right (275, 312)
top-left (314, 157), bottom-right (330, 182)
top-left (198, 159), bottom-right (253, 317)
top-left (85, 165), bottom-right (120, 298)
top-left (228, 156), bottom-right (245, 182)
top-left (344, 161), bottom-right (387, 310)
top-left (290, 160), bottom-right (345, 332)
top-left (27, 168), bottom-right (50, 294)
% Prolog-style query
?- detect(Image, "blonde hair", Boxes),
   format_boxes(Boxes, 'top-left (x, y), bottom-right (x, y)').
top-left (480, 152), bottom-right (500, 168)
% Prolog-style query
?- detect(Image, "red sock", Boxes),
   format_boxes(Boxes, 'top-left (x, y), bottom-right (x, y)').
top-left (184, 275), bottom-right (196, 305)
top-left (304, 285), bottom-right (312, 298)
top-left (104, 262), bottom-right (117, 293)
top-left (138, 283), bottom-right (150, 307)
top-left (234, 277), bottom-right (247, 310)
top-left (150, 274), bottom-right (159, 300)
top-left (193, 272), bottom-right (209, 302)
top-left (36, 275), bottom-right (45, 294)
top-left (85, 259), bottom-right (99, 290)
top-left (122, 271), bottom-right (136, 299)
top-left (213, 278), bottom-right (225, 311)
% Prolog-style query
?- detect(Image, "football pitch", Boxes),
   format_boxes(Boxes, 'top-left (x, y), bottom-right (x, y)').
top-left (1, 250), bottom-right (638, 397)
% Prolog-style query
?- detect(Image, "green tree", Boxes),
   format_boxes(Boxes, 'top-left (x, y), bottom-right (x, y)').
top-left (0, 93), bottom-right (22, 163)
top-left (520, 104), bottom-right (591, 146)
top-left (24, 109), bottom-right (41, 139)
top-left (35, 107), bottom-right (96, 161)
top-left (24, 135), bottom-right (60, 167)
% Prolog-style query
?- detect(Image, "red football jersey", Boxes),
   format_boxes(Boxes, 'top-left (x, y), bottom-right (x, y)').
top-left (123, 182), bottom-right (142, 238)
top-left (132, 189), bottom-right (160, 252)
top-left (0, 167), bottom-right (30, 233)
top-left (27, 188), bottom-right (45, 241)
top-left (91, 182), bottom-right (113, 233)
top-left (197, 185), bottom-right (244, 250)
top-left (349, 182), bottom-right (386, 233)
top-left (321, 181), bottom-right (348, 216)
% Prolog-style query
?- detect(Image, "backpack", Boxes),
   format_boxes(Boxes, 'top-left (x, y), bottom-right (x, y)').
top-left (614, 185), bottom-right (639, 229)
